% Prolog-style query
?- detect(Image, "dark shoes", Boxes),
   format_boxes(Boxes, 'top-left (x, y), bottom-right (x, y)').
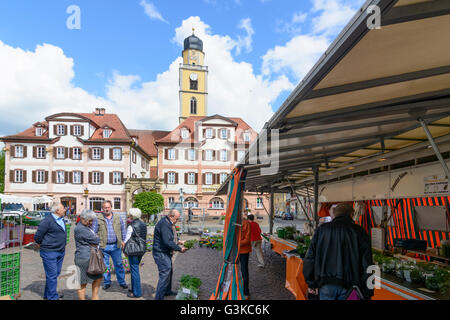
top-left (120, 284), bottom-right (128, 289)
top-left (102, 284), bottom-right (111, 290)
top-left (127, 292), bottom-right (141, 298)
top-left (165, 291), bottom-right (178, 296)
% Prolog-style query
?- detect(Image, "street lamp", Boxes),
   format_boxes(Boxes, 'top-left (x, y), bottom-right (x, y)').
top-left (83, 188), bottom-right (89, 209)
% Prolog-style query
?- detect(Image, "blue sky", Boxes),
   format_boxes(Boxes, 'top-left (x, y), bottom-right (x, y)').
top-left (0, 0), bottom-right (364, 136)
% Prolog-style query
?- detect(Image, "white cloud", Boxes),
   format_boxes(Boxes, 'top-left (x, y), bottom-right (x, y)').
top-left (262, 34), bottom-right (329, 80)
top-left (236, 18), bottom-right (254, 55)
top-left (140, 0), bottom-right (168, 24)
top-left (0, 17), bottom-right (294, 135)
top-left (276, 11), bottom-right (308, 35)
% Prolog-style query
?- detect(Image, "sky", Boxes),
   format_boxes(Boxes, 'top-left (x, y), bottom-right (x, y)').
top-left (0, 0), bottom-right (365, 139)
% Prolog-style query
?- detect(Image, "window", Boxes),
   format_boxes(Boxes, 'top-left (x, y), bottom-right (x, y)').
top-left (220, 129), bottom-right (228, 139)
top-left (92, 172), bottom-right (101, 184)
top-left (92, 148), bottom-right (101, 160)
top-left (210, 198), bottom-right (224, 209)
top-left (181, 129), bottom-right (189, 139)
top-left (190, 79), bottom-right (198, 90)
top-left (35, 127), bottom-right (43, 136)
top-left (103, 129), bottom-right (112, 138)
top-left (168, 149), bottom-right (176, 160)
top-left (114, 197), bottom-right (121, 210)
top-left (89, 197), bottom-right (104, 211)
top-left (205, 128), bottom-right (213, 139)
top-left (132, 151), bottom-right (136, 163)
top-left (168, 197), bottom-right (175, 207)
top-left (72, 147), bottom-right (81, 160)
top-left (220, 173), bottom-right (228, 184)
top-left (244, 132), bottom-right (251, 142)
top-left (113, 148), bottom-right (122, 160)
top-left (57, 125), bottom-right (65, 136)
top-left (15, 146), bottom-right (24, 158)
top-left (205, 150), bottom-right (213, 161)
top-left (256, 197), bottom-right (263, 209)
top-left (36, 170), bottom-right (45, 184)
top-left (187, 149), bottom-right (196, 161)
top-left (73, 125), bottom-right (82, 136)
top-left (56, 171), bottom-right (65, 184)
top-left (237, 150), bottom-right (245, 162)
top-left (37, 146), bottom-right (46, 159)
top-left (220, 150), bottom-right (228, 161)
top-left (184, 197), bottom-right (198, 208)
top-left (205, 173), bottom-right (213, 185)
top-left (168, 172), bottom-right (176, 184)
top-left (190, 98), bottom-right (197, 114)
top-left (187, 172), bottom-right (196, 185)
top-left (113, 172), bottom-right (122, 184)
top-left (56, 147), bottom-right (65, 159)
top-left (15, 170), bottom-right (24, 183)
top-left (72, 171), bottom-right (82, 184)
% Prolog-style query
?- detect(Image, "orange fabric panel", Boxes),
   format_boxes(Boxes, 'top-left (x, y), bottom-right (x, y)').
top-left (285, 256), bottom-right (308, 300)
top-left (270, 237), bottom-right (296, 255)
top-left (318, 204), bottom-right (330, 217)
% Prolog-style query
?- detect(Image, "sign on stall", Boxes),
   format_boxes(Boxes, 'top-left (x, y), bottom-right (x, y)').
top-left (424, 175), bottom-right (449, 195)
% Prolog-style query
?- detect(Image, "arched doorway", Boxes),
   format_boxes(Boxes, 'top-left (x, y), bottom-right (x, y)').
top-left (61, 197), bottom-right (77, 216)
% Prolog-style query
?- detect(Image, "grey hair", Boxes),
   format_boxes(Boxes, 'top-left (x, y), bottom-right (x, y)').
top-left (168, 209), bottom-right (180, 217)
top-left (50, 203), bottom-right (62, 213)
top-left (80, 209), bottom-right (97, 221)
top-left (128, 208), bottom-right (142, 219)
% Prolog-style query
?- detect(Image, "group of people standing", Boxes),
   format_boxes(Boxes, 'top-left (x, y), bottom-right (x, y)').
top-left (34, 201), bottom-right (187, 300)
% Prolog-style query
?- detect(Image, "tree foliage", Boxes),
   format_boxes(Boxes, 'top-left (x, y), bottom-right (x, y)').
top-left (133, 192), bottom-right (164, 221)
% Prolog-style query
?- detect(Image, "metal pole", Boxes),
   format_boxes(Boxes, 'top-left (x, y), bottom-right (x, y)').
top-left (418, 117), bottom-right (450, 180)
top-left (313, 166), bottom-right (319, 230)
top-left (269, 190), bottom-right (274, 235)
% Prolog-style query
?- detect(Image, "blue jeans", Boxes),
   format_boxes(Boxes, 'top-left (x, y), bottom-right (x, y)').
top-left (40, 250), bottom-right (65, 300)
top-left (102, 244), bottom-right (126, 286)
top-left (153, 251), bottom-right (173, 300)
top-left (319, 284), bottom-right (351, 300)
top-left (128, 255), bottom-right (143, 297)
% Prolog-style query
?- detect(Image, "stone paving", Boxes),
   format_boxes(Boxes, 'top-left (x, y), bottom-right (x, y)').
top-left (5, 221), bottom-right (298, 300)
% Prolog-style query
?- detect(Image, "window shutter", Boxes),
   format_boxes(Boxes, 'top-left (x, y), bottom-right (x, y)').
top-left (70, 125), bottom-right (74, 136)
top-left (33, 146), bottom-right (37, 159)
top-left (227, 129), bottom-right (230, 139)
top-left (80, 126), bottom-right (84, 136)
top-left (89, 148), bottom-right (93, 160)
top-left (64, 171), bottom-right (69, 184)
top-left (9, 170), bottom-right (14, 183)
top-left (32, 171), bottom-right (36, 183)
top-left (23, 146), bottom-right (27, 158)
top-left (80, 172), bottom-right (84, 184)
top-left (203, 129), bottom-right (206, 138)
top-left (64, 147), bottom-right (68, 159)
top-left (212, 129), bottom-right (216, 138)
top-left (164, 149), bottom-right (168, 160)
top-left (184, 173), bottom-right (188, 184)
top-left (185, 149), bottom-right (188, 160)
top-left (202, 150), bottom-right (205, 161)
top-left (195, 173), bottom-right (198, 184)
top-left (120, 172), bottom-right (123, 184)
top-left (100, 148), bottom-right (104, 160)
top-left (175, 173), bottom-right (179, 184)
top-left (227, 151), bottom-right (231, 162)
top-left (175, 149), bottom-right (179, 160)
top-left (100, 172), bottom-right (104, 184)
top-left (89, 172), bottom-right (92, 184)
top-left (22, 170), bottom-right (27, 183)
top-left (45, 171), bottom-right (49, 183)
top-left (164, 172), bottom-right (168, 184)
top-left (69, 171), bottom-right (73, 184)
top-left (110, 172), bottom-right (113, 185)
top-left (52, 171), bottom-right (56, 183)
top-left (109, 148), bottom-right (113, 160)
top-left (11, 146), bottom-right (16, 158)
top-left (54, 125), bottom-right (58, 135)
top-left (63, 125), bottom-right (68, 136)
top-left (202, 174), bottom-right (206, 185)
top-left (212, 150), bottom-right (216, 161)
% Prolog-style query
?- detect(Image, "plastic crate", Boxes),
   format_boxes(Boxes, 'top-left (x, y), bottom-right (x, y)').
top-left (0, 253), bottom-right (20, 269)
top-left (0, 268), bottom-right (20, 296)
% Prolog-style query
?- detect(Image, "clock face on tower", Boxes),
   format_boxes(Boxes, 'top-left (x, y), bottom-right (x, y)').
top-left (190, 73), bottom-right (198, 81)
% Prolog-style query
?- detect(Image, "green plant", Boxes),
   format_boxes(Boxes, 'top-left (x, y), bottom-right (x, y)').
top-left (180, 275), bottom-right (202, 290)
top-left (284, 225), bottom-right (296, 240)
top-left (133, 192), bottom-right (164, 222)
top-left (183, 240), bottom-right (198, 249)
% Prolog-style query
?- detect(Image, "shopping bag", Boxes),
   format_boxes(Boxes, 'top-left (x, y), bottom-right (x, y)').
top-left (87, 246), bottom-right (107, 275)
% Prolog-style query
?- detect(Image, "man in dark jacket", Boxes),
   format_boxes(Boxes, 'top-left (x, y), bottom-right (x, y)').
top-left (34, 202), bottom-right (67, 300)
top-left (303, 203), bottom-right (374, 300)
top-left (152, 209), bottom-right (187, 300)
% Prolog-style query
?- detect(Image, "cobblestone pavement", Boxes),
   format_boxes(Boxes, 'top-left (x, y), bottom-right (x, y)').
top-left (7, 226), bottom-right (296, 300)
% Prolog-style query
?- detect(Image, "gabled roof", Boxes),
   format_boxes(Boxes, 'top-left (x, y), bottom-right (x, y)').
top-left (128, 129), bottom-right (171, 157)
top-left (155, 115), bottom-right (254, 145)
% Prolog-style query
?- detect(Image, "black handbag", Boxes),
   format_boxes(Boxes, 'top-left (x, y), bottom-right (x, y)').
top-left (123, 226), bottom-right (146, 256)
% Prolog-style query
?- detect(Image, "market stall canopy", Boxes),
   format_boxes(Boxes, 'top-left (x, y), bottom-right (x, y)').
top-left (0, 194), bottom-right (54, 205)
top-left (217, 0), bottom-right (450, 195)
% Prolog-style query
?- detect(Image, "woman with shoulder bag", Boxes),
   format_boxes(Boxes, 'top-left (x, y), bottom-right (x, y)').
top-left (74, 209), bottom-right (103, 300)
top-left (124, 208), bottom-right (147, 298)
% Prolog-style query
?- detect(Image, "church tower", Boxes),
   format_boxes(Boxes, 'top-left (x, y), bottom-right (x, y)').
top-left (179, 30), bottom-right (208, 123)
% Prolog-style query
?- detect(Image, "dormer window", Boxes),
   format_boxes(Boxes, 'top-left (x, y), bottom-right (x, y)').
top-left (205, 128), bottom-right (213, 139)
top-left (244, 131), bottom-right (251, 142)
top-left (103, 129), bottom-right (112, 138)
top-left (181, 129), bottom-right (189, 139)
top-left (35, 127), bottom-right (43, 136)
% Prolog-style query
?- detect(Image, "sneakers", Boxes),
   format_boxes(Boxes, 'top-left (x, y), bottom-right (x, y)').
top-left (102, 284), bottom-right (111, 290)
top-left (120, 284), bottom-right (128, 289)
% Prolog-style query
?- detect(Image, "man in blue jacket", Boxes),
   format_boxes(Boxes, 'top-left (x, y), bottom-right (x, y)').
top-left (153, 209), bottom-right (187, 300)
top-left (34, 202), bottom-right (67, 300)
